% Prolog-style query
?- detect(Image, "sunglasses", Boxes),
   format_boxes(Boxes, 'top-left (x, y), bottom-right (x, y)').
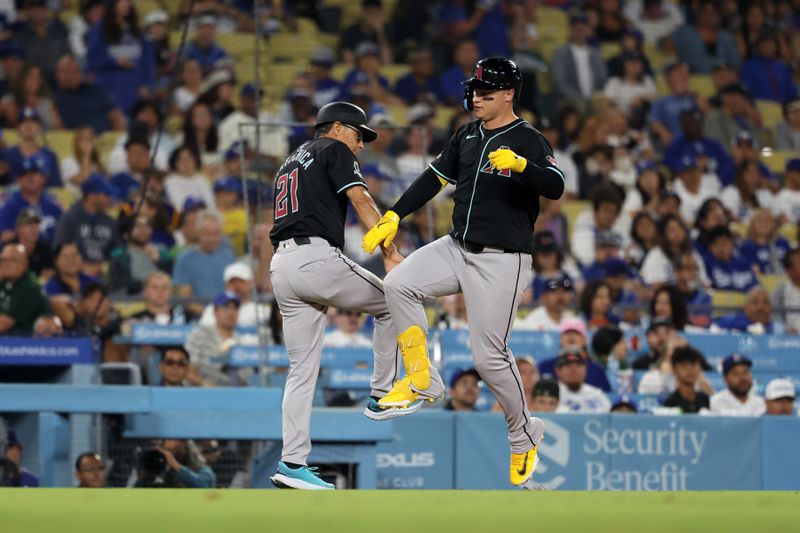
top-left (163, 359), bottom-right (188, 367)
top-left (340, 123), bottom-right (363, 142)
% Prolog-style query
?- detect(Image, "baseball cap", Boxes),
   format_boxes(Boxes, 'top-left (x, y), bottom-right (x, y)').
top-left (196, 14), bottom-right (217, 27)
top-left (647, 317), bottom-right (673, 334)
top-left (533, 231), bottom-right (558, 253)
top-left (355, 42), bottom-right (380, 59)
top-left (310, 45), bottom-right (336, 66)
top-left (212, 291), bottom-right (241, 308)
top-left (722, 353), bottom-right (752, 375)
top-left (765, 378), bottom-right (796, 401)
top-left (80, 173), bottom-right (113, 197)
top-left (734, 130), bottom-right (754, 146)
top-left (240, 82), bottom-right (264, 99)
top-left (720, 83), bottom-right (749, 98)
top-left (18, 107), bottom-right (41, 124)
top-left (21, 156), bottom-right (47, 175)
top-left (144, 10), bottom-right (168, 26)
top-left (673, 154), bottom-right (699, 173)
top-left (407, 103), bottom-right (434, 124)
top-left (214, 176), bottom-right (243, 194)
top-left (595, 230), bottom-right (622, 248)
top-left (449, 367), bottom-right (480, 388)
top-left (556, 345), bottom-right (587, 366)
top-left (560, 317), bottom-right (588, 339)
top-left (544, 275), bottom-right (573, 293)
top-left (591, 325), bottom-right (624, 357)
top-left (532, 379), bottom-right (559, 400)
top-left (368, 113), bottom-right (395, 128)
top-left (224, 141), bottom-right (246, 162)
top-left (785, 159), bottom-right (800, 174)
top-left (223, 262), bottom-right (253, 283)
top-left (611, 394), bottom-right (639, 413)
top-left (601, 257), bottom-right (630, 277)
top-left (0, 41), bottom-right (25, 60)
top-left (182, 196), bottom-right (207, 212)
top-left (6, 428), bottom-right (19, 448)
top-left (15, 207), bottom-right (41, 226)
top-left (202, 69), bottom-right (234, 93)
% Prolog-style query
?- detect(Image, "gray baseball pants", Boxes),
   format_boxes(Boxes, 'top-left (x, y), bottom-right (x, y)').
top-left (383, 235), bottom-right (537, 454)
top-left (269, 237), bottom-right (402, 465)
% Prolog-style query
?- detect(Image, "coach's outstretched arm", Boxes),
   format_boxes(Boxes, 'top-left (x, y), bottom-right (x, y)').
top-left (347, 185), bottom-right (404, 271)
top-left (488, 148), bottom-right (565, 199)
top-left (362, 168), bottom-right (448, 253)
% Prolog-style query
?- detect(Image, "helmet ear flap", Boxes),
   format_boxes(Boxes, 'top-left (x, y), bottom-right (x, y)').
top-left (462, 86), bottom-right (474, 112)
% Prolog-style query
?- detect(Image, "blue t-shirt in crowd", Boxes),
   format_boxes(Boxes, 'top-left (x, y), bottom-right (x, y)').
top-left (649, 94), bottom-right (698, 139)
top-left (663, 135), bottom-right (735, 185)
top-left (339, 69), bottom-right (391, 100)
top-left (44, 272), bottom-right (97, 297)
top-left (0, 191), bottom-right (62, 242)
top-left (439, 66), bottom-right (468, 106)
top-left (739, 238), bottom-right (791, 275)
top-left (474, 3), bottom-right (510, 57)
top-left (740, 57), bottom-right (798, 103)
top-left (538, 357), bottom-right (612, 392)
top-left (393, 73), bottom-right (442, 104)
top-left (314, 77), bottom-right (341, 107)
top-left (172, 242), bottom-right (236, 299)
top-left (54, 82), bottom-right (118, 133)
top-left (184, 41), bottom-right (230, 73)
top-left (704, 254), bottom-right (760, 292)
top-left (2, 146), bottom-right (62, 187)
top-left (714, 313), bottom-right (774, 334)
top-left (685, 288), bottom-right (713, 327)
top-left (109, 172), bottom-right (141, 202)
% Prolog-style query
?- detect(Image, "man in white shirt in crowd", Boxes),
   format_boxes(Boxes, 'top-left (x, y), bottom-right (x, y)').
top-left (515, 276), bottom-right (575, 331)
top-left (771, 249), bottom-right (800, 334)
top-left (323, 309), bottom-right (372, 348)
top-left (764, 378), bottom-right (796, 416)
top-left (200, 262), bottom-right (269, 328)
top-left (555, 346), bottom-right (611, 413)
top-left (710, 354), bottom-right (766, 416)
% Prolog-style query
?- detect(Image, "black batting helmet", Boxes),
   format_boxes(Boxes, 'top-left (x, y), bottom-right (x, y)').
top-left (314, 101), bottom-right (377, 143)
top-left (462, 57), bottom-right (523, 111)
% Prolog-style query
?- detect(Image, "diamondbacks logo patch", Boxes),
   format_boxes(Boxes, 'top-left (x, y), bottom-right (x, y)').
top-left (481, 145), bottom-right (511, 177)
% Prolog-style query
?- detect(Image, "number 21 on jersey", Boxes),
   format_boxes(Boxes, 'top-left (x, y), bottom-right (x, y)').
top-left (275, 168), bottom-right (299, 218)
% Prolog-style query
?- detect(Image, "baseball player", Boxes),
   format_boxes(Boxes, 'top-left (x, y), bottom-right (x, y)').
top-left (362, 57), bottom-right (565, 486)
top-left (268, 102), bottom-right (445, 490)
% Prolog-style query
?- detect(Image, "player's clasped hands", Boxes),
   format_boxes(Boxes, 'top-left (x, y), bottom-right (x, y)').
top-left (488, 148), bottom-right (527, 174)
top-left (362, 210), bottom-right (400, 254)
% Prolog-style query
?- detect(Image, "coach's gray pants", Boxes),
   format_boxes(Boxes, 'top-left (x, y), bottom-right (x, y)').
top-left (384, 235), bottom-right (536, 454)
top-left (270, 237), bottom-right (402, 465)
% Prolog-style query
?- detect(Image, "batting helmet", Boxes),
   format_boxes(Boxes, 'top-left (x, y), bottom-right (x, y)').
top-left (462, 57), bottom-right (523, 112)
top-left (314, 101), bottom-right (378, 143)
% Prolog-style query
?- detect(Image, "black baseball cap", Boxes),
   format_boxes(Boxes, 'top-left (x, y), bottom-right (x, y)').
top-left (722, 353), bottom-right (752, 375)
top-left (449, 367), bottom-right (480, 388)
top-left (533, 231), bottom-right (559, 253)
top-left (532, 379), bottom-right (559, 400)
top-left (544, 275), bottom-right (574, 293)
top-left (647, 317), bottom-right (673, 334)
top-left (315, 101), bottom-right (377, 143)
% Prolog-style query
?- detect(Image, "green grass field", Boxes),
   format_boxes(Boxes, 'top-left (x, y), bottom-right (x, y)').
top-left (2, 490), bottom-right (798, 533)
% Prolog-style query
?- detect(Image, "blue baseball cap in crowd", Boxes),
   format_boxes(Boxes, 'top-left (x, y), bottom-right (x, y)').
top-left (182, 197), bottom-right (207, 212)
top-left (80, 173), bottom-right (113, 196)
top-left (213, 291), bottom-right (241, 308)
top-left (722, 353), bottom-right (752, 375)
top-left (734, 130), bottom-right (754, 146)
top-left (595, 229), bottom-right (622, 248)
top-left (240, 82), bottom-right (264, 99)
top-left (611, 394), bottom-right (639, 413)
top-left (21, 156), bottom-right (47, 175)
top-left (310, 45), bottom-right (336, 66)
top-left (214, 176), bottom-right (243, 195)
top-left (0, 41), bottom-right (25, 60)
top-left (672, 154), bottom-right (699, 173)
top-left (785, 158), bottom-right (800, 174)
top-left (544, 275), bottom-right (573, 292)
top-left (18, 107), bottom-right (41, 124)
top-left (636, 160), bottom-right (658, 174)
top-left (601, 257), bottom-right (630, 278)
top-left (449, 367), bottom-right (480, 389)
top-left (224, 141), bottom-right (247, 162)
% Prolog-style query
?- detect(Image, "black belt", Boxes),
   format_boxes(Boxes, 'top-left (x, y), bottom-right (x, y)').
top-left (293, 237), bottom-right (311, 245)
top-left (457, 238), bottom-right (516, 254)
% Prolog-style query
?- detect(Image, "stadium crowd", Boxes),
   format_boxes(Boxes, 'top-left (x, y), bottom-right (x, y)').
top-left (1, 0), bottom-right (800, 487)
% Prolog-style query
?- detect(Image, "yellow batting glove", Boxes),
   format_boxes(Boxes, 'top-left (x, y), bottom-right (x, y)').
top-left (488, 149), bottom-right (527, 174)
top-left (362, 210), bottom-right (400, 254)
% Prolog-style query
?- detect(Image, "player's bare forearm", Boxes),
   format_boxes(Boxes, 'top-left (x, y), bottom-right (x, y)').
top-left (347, 185), bottom-right (401, 257)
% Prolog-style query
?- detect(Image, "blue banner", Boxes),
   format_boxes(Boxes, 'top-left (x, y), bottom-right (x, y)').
top-left (129, 323), bottom-right (194, 345)
top-left (761, 416), bottom-right (800, 490)
top-left (0, 337), bottom-right (94, 365)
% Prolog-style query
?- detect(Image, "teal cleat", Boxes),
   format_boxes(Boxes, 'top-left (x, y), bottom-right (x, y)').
top-left (363, 395), bottom-right (423, 421)
top-left (270, 462), bottom-right (335, 490)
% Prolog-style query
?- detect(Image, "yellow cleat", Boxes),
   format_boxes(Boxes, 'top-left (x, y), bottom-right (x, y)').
top-left (509, 446), bottom-right (540, 486)
top-left (378, 376), bottom-right (420, 407)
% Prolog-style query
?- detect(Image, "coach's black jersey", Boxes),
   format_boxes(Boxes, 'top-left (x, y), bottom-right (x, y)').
top-left (269, 137), bottom-right (366, 248)
top-left (429, 118), bottom-right (565, 254)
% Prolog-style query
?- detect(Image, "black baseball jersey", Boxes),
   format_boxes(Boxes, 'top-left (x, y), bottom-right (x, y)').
top-left (270, 137), bottom-right (366, 248)
top-left (429, 118), bottom-right (565, 254)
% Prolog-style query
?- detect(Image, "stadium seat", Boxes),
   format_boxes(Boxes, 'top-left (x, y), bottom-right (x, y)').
top-left (44, 130), bottom-right (76, 162)
top-left (757, 99), bottom-right (783, 129)
top-left (761, 150), bottom-right (794, 175)
top-left (688, 75), bottom-right (715, 98)
top-left (600, 43), bottom-right (621, 60)
top-left (758, 274), bottom-right (782, 294)
top-left (711, 290), bottom-right (747, 314)
top-left (218, 32), bottom-right (258, 59)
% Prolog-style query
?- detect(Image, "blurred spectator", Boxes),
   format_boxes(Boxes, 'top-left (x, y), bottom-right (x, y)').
top-left (530, 379), bottom-right (559, 413)
top-left (0, 63), bottom-right (62, 129)
top-left (165, 145), bottom-right (215, 210)
top-left (0, 158), bottom-right (62, 243)
top-left (128, 271), bottom-right (196, 325)
top-left (537, 118), bottom-right (579, 198)
top-left (538, 318), bottom-right (612, 392)
top-left (623, 0), bottom-right (684, 46)
top-left (694, 197), bottom-right (730, 257)
top-left (664, 109), bottom-right (734, 188)
top-left (492, 356), bottom-right (539, 412)
top-left (590, 324), bottom-right (629, 370)
top-left (710, 354), bottom-right (766, 416)
top-left (530, 232), bottom-right (576, 300)
top-left (516, 276), bottom-right (574, 332)
top-left (625, 212), bottom-right (659, 268)
top-left (45, 242), bottom-right (94, 297)
top-left (359, 114), bottom-right (400, 189)
top-left (581, 232), bottom-right (623, 282)
top-left (735, 2), bottom-right (778, 60)
top-left (53, 174), bottom-right (119, 274)
top-left (199, 68), bottom-right (236, 125)
top-left (594, 0), bottom-right (629, 42)
top-left (394, 110), bottom-right (435, 197)
top-left (703, 85), bottom-right (768, 149)
top-left (143, 11), bottom-right (174, 98)
top-left (199, 263), bottom-right (267, 328)
top-left (443, 368), bottom-right (480, 412)
top-left (671, 253), bottom-right (712, 329)
top-left (607, 395), bottom-right (637, 413)
top-left (551, 13), bottom-right (607, 107)
top-left (0, 42), bottom-right (26, 98)
top-left (178, 101), bottom-right (222, 171)
top-left (108, 215), bottom-right (170, 295)
top-left (3, 208), bottom-right (54, 277)
top-left (159, 347), bottom-right (191, 387)
top-left (53, 54), bottom-right (124, 133)
top-left (508, 0), bottom-right (544, 73)
top-left (776, 160), bottom-right (800, 223)
top-left (172, 198), bottom-right (206, 251)
top-left (670, 155), bottom-right (719, 224)
top-left (323, 309), bottom-right (372, 348)
top-left (607, 28), bottom-right (654, 78)
top-left (580, 280), bottom-right (619, 329)
top-left (394, 49), bottom-right (441, 105)
top-left (155, 440), bottom-right (215, 488)
top-left (212, 176), bottom-right (246, 256)
top-left (108, 100), bottom-right (175, 174)
top-left (0, 243), bottom-right (49, 335)
top-left (86, 0), bottom-right (155, 115)
top-left (703, 225), bottom-right (759, 292)
top-left (2, 108), bottom-right (61, 186)
top-left (602, 52), bottom-right (657, 114)
top-left (662, 346), bottom-right (711, 414)
top-left (218, 82), bottom-right (288, 163)
top-left (0, 458), bottom-right (20, 487)
top-left (621, 162), bottom-right (663, 219)
top-left (555, 346), bottom-right (611, 413)
top-left (340, 0), bottom-right (392, 65)
top-left (173, 211), bottom-right (234, 302)
top-left (669, 0), bottom-right (740, 74)
top-left (439, 37), bottom-right (480, 106)
top-left (651, 284), bottom-right (688, 331)
top-left (729, 131), bottom-right (774, 187)
top-left (4, 429), bottom-right (38, 487)
top-left (740, 34), bottom-right (797, 104)
top-left (571, 184), bottom-right (624, 267)
top-left (631, 317), bottom-right (673, 370)
top-left (437, 293), bottom-right (469, 330)
top-left (109, 138), bottom-right (151, 202)
top-left (13, 0), bottom-right (71, 82)
top-left (776, 99), bottom-right (800, 151)
top-left (772, 249), bottom-right (800, 334)
top-left (33, 314), bottom-right (64, 337)
top-left (740, 209), bottom-right (789, 275)
top-left (764, 378), bottom-right (796, 416)
top-left (184, 14), bottom-right (229, 74)
top-left (184, 291), bottom-right (241, 387)
top-left (721, 162), bottom-right (776, 223)
top-left (649, 63), bottom-right (702, 146)
top-left (74, 452), bottom-right (107, 488)
top-left (172, 59), bottom-right (204, 114)
top-left (60, 127), bottom-right (107, 190)
top-left (641, 214), bottom-right (705, 287)
top-left (341, 42), bottom-right (403, 106)
top-left (60, 283), bottom-right (126, 362)
top-left (308, 46), bottom-right (340, 109)
top-left (714, 286), bottom-right (775, 334)
top-left (67, 0), bottom-right (106, 63)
